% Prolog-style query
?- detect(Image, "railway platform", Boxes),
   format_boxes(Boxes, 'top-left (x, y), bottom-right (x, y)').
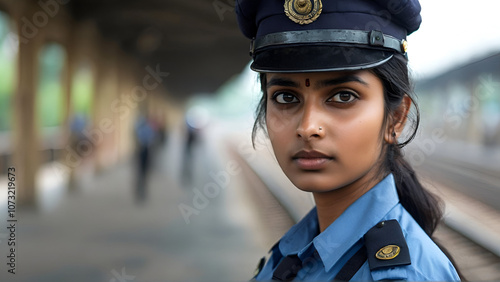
top-left (0, 125), bottom-right (268, 282)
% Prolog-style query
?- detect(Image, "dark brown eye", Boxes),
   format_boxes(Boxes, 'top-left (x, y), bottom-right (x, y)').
top-left (274, 92), bottom-right (299, 104)
top-left (339, 93), bottom-right (351, 101)
top-left (329, 91), bottom-right (357, 103)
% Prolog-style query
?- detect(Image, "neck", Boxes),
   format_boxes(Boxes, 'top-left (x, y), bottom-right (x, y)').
top-left (313, 172), bottom-right (382, 232)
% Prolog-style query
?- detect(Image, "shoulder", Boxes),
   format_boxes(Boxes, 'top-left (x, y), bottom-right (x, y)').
top-left (400, 216), bottom-right (460, 280)
top-left (373, 206), bottom-right (460, 281)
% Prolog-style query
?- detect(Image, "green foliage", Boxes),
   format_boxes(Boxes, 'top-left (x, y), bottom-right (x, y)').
top-left (71, 64), bottom-right (93, 116)
top-left (0, 11), bottom-right (16, 131)
top-left (36, 43), bottom-right (66, 127)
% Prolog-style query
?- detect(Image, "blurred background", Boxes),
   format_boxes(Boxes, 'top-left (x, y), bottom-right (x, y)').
top-left (0, 0), bottom-right (499, 281)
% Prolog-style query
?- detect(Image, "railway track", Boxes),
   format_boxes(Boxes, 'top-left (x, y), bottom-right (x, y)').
top-left (413, 152), bottom-right (500, 211)
top-left (412, 150), bottom-right (500, 280)
top-left (434, 224), bottom-right (500, 280)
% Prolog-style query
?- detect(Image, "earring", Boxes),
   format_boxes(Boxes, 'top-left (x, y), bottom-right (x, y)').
top-left (392, 132), bottom-right (396, 137)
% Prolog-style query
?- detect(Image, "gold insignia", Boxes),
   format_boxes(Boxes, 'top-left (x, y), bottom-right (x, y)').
top-left (376, 245), bottom-right (400, 260)
top-left (284, 0), bottom-right (322, 25)
top-left (401, 39), bottom-right (408, 53)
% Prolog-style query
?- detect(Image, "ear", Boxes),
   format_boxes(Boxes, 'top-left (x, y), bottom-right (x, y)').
top-left (384, 95), bottom-right (412, 144)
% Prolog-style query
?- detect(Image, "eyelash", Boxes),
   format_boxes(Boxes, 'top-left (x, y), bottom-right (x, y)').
top-left (271, 92), bottom-right (299, 104)
top-left (327, 91), bottom-right (359, 103)
top-left (271, 90), bottom-right (359, 104)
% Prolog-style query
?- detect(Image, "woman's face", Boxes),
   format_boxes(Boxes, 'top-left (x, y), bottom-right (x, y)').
top-left (265, 70), bottom-right (387, 193)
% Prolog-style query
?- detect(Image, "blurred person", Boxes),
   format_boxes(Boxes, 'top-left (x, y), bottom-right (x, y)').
top-left (134, 114), bottom-right (156, 202)
top-left (182, 106), bottom-right (209, 186)
top-left (154, 115), bottom-right (168, 146)
top-left (68, 113), bottom-right (88, 154)
top-left (236, 0), bottom-right (463, 280)
top-left (67, 113), bottom-right (88, 188)
top-left (184, 121), bottom-right (198, 169)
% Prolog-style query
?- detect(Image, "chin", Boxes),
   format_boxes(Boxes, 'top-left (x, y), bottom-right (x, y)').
top-left (288, 174), bottom-right (342, 193)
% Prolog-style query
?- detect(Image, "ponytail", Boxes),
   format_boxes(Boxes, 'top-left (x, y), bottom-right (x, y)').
top-left (373, 55), bottom-right (466, 280)
top-left (386, 143), bottom-right (442, 236)
top-left (370, 54), bottom-right (442, 235)
top-left (387, 145), bottom-right (466, 279)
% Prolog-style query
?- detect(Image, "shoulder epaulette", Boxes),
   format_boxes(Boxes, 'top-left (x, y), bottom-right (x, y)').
top-left (364, 219), bottom-right (411, 270)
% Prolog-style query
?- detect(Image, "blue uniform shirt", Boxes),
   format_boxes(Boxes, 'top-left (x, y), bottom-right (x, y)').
top-left (255, 174), bottom-right (460, 281)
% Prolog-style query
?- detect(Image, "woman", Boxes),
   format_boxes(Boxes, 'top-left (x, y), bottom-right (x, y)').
top-left (236, 0), bottom-right (462, 281)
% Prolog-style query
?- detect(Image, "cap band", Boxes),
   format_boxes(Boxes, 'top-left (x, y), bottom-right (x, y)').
top-left (251, 29), bottom-right (404, 56)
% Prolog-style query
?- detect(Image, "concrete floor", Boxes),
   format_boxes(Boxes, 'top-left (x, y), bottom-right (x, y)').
top-left (0, 127), bottom-right (268, 282)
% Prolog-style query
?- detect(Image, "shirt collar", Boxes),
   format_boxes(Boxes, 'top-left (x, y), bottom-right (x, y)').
top-left (277, 174), bottom-right (400, 272)
top-left (278, 207), bottom-right (320, 256)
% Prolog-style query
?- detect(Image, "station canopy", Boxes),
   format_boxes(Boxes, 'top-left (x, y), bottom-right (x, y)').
top-left (69, 0), bottom-right (250, 99)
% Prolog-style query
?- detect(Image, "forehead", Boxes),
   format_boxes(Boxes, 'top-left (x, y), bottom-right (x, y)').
top-left (265, 70), bottom-right (381, 85)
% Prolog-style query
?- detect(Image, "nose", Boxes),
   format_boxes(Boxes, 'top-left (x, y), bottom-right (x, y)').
top-left (296, 103), bottom-right (325, 141)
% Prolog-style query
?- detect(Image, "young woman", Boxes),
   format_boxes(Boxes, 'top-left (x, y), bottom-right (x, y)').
top-left (236, 0), bottom-right (462, 281)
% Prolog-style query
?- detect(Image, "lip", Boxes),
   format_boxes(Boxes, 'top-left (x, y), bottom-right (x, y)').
top-left (292, 150), bottom-right (334, 170)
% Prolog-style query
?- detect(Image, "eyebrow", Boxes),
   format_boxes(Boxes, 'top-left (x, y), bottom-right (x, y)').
top-left (266, 77), bottom-right (300, 89)
top-left (316, 75), bottom-right (369, 89)
top-left (266, 75), bottom-right (369, 89)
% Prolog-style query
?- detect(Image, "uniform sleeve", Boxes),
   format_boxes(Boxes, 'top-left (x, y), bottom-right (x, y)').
top-left (399, 230), bottom-right (460, 281)
top-left (366, 214), bottom-right (460, 281)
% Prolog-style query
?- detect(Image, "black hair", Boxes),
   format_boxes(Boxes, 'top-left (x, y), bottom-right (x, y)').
top-left (252, 54), bottom-right (464, 279)
top-left (370, 54), bottom-right (442, 236)
top-left (371, 54), bottom-right (465, 280)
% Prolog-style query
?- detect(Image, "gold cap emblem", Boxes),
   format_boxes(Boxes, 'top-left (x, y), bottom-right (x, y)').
top-left (284, 0), bottom-right (322, 25)
top-left (376, 245), bottom-right (400, 260)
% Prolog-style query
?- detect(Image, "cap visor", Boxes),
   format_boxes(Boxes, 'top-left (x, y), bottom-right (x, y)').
top-left (251, 45), bottom-right (394, 73)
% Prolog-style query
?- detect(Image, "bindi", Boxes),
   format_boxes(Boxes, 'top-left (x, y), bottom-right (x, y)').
top-left (305, 78), bottom-right (310, 87)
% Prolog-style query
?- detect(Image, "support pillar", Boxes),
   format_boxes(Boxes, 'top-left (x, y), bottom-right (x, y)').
top-left (13, 9), bottom-right (41, 208)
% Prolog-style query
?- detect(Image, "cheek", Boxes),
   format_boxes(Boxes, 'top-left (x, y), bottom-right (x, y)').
top-left (266, 108), bottom-right (290, 136)
top-left (266, 107), bottom-right (296, 163)
top-left (339, 104), bottom-right (385, 163)
top-left (265, 102), bottom-right (298, 141)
